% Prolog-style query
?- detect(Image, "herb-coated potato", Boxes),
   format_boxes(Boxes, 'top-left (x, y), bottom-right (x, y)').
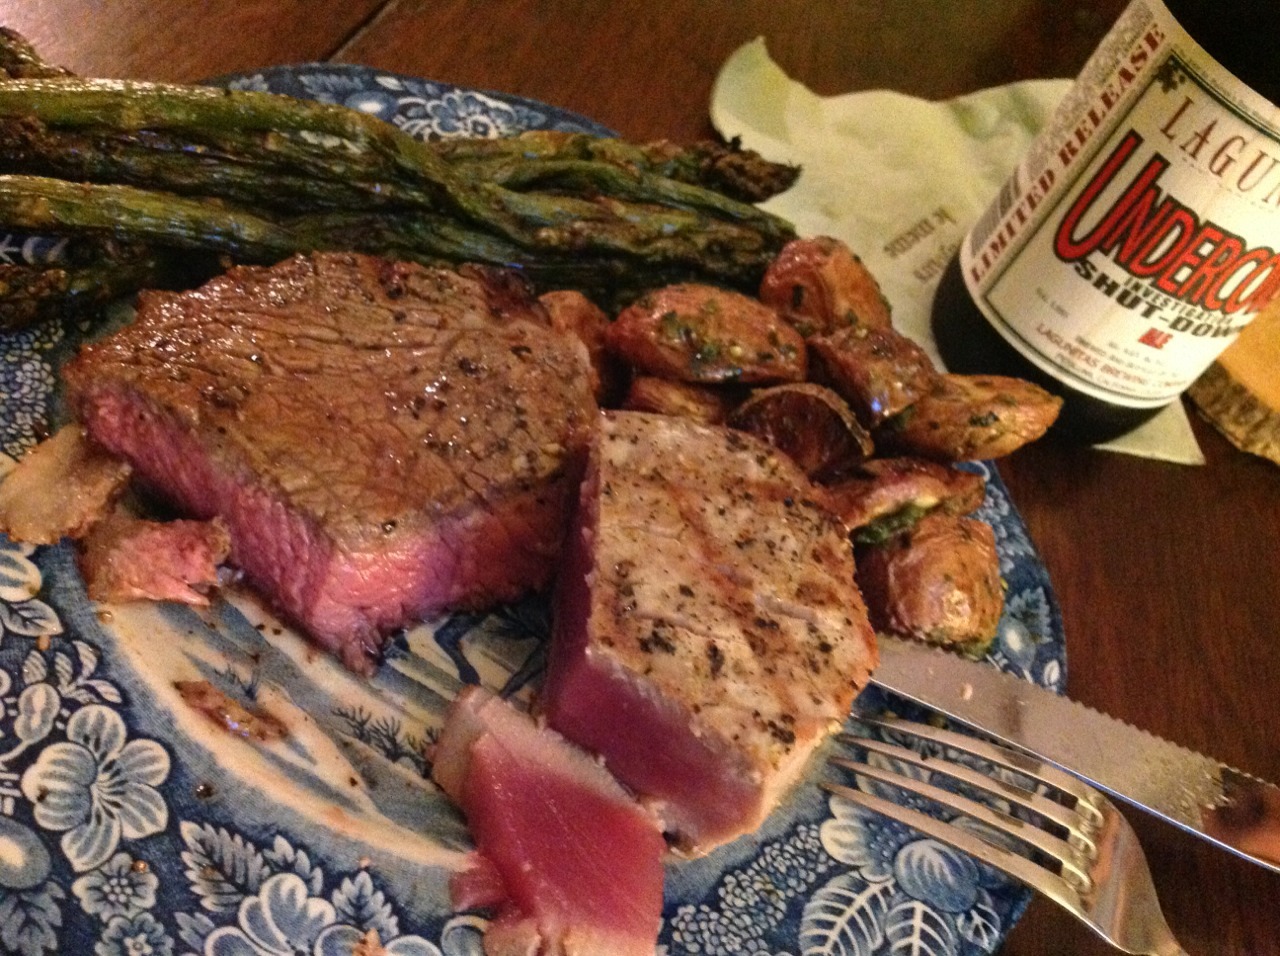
top-left (878, 373), bottom-right (1063, 461)
top-left (606, 283), bottom-right (806, 385)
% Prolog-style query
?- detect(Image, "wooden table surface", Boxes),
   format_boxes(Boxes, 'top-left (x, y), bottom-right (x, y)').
top-left (5, 2), bottom-right (1278, 953)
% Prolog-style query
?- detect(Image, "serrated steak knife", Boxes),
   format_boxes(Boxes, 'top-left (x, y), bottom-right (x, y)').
top-left (867, 635), bottom-right (1280, 874)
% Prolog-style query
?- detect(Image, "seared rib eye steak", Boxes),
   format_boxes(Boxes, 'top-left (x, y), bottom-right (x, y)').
top-left (62, 253), bottom-right (598, 672)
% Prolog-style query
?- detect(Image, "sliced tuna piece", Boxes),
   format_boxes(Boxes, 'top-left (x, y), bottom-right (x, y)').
top-left (0, 424), bottom-right (132, 545)
top-left (433, 686), bottom-right (664, 956)
top-left (61, 253), bottom-right (597, 672)
top-left (543, 410), bottom-right (877, 855)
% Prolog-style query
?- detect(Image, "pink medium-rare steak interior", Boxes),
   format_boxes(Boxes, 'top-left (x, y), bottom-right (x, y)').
top-left (543, 410), bottom-right (878, 855)
top-left (61, 253), bottom-right (598, 672)
top-left (433, 687), bottom-right (665, 956)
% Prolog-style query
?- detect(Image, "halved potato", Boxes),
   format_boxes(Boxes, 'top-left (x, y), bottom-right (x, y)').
top-left (809, 325), bottom-right (939, 428)
top-left (539, 289), bottom-right (621, 403)
top-left (825, 457), bottom-right (986, 537)
top-left (856, 511), bottom-right (1003, 655)
top-left (878, 374), bottom-right (1062, 461)
top-left (606, 283), bottom-right (806, 385)
top-left (759, 236), bottom-right (893, 337)
top-left (623, 376), bottom-right (738, 425)
top-left (727, 382), bottom-right (872, 480)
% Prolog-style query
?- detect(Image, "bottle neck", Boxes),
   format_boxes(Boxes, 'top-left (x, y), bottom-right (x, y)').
top-left (1160, 0), bottom-right (1280, 103)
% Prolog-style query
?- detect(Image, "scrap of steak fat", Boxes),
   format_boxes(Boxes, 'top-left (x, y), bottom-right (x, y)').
top-left (433, 687), bottom-right (665, 956)
top-left (544, 411), bottom-right (878, 856)
top-left (61, 253), bottom-right (597, 673)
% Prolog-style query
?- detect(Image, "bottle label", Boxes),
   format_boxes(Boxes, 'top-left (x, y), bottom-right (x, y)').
top-left (959, 0), bottom-right (1280, 407)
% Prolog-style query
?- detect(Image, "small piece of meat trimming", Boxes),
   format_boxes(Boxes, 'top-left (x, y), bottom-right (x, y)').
top-left (0, 424), bottom-right (132, 545)
top-left (174, 679), bottom-right (288, 741)
top-left (79, 510), bottom-right (231, 606)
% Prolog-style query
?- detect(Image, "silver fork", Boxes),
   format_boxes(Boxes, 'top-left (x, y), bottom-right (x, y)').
top-left (824, 715), bottom-right (1190, 956)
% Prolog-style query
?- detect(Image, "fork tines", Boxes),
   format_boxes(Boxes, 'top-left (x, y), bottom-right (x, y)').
top-left (823, 715), bottom-right (1109, 912)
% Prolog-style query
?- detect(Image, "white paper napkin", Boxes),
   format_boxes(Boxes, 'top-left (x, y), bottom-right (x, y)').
top-left (710, 39), bottom-right (1204, 465)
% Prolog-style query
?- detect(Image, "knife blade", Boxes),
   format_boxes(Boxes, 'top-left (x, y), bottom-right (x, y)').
top-left (866, 634), bottom-right (1280, 874)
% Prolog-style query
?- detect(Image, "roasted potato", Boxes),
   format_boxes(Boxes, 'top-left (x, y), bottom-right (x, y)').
top-left (825, 456), bottom-right (986, 537)
top-left (727, 382), bottom-right (872, 480)
top-left (539, 289), bottom-right (621, 403)
top-left (809, 324), bottom-right (940, 428)
top-left (622, 376), bottom-right (738, 424)
top-left (855, 511), bottom-right (1003, 655)
top-left (877, 373), bottom-right (1063, 461)
top-left (606, 283), bottom-right (806, 384)
top-left (759, 236), bottom-right (893, 337)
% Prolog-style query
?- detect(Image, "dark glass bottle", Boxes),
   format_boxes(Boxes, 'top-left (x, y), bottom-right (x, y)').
top-left (931, 0), bottom-right (1280, 444)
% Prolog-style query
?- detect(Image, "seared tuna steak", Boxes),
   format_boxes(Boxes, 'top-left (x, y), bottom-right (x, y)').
top-left (543, 410), bottom-right (877, 855)
top-left (62, 253), bottom-right (597, 672)
top-left (433, 686), bottom-right (665, 956)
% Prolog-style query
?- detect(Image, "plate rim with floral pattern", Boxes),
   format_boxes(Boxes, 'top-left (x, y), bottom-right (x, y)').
top-left (0, 64), bottom-right (1066, 956)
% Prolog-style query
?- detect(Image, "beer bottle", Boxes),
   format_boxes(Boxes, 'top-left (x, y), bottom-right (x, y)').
top-left (931, 0), bottom-right (1280, 442)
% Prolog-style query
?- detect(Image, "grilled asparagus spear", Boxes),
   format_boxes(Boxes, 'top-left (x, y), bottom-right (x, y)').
top-left (0, 37), bottom-right (799, 326)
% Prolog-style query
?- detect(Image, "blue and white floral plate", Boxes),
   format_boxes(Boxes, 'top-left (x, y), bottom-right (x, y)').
top-left (0, 66), bottom-right (1065, 956)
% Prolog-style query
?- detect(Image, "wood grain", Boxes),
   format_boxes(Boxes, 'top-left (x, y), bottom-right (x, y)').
top-left (999, 412), bottom-right (1280, 955)
top-left (0, 0), bottom-right (384, 81)
top-left (4, 2), bottom-right (1279, 953)
top-left (337, 0), bottom-right (1129, 140)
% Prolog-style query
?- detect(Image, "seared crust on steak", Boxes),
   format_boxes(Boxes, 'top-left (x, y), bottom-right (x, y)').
top-left (62, 252), bottom-right (597, 671)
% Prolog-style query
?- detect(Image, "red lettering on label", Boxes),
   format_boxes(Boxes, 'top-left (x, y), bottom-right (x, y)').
top-left (1053, 131), bottom-right (1278, 317)
top-left (1139, 328), bottom-right (1173, 349)
top-left (1054, 132), bottom-right (1164, 261)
